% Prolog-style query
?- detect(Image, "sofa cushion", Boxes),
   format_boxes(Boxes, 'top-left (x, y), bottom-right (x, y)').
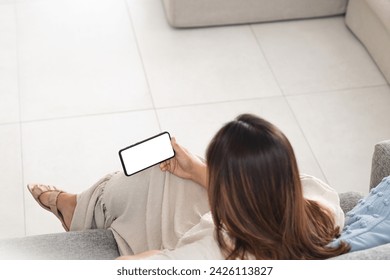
top-left (346, 0), bottom-right (390, 84)
top-left (0, 229), bottom-right (120, 260)
top-left (162, 0), bottom-right (348, 28)
top-left (339, 191), bottom-right (364, 214)
top-left (331, 242), bottom-right (390, 260)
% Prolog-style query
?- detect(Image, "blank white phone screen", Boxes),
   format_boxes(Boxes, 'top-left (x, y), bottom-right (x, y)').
top-left (119, 132), bottom-right (174, 176)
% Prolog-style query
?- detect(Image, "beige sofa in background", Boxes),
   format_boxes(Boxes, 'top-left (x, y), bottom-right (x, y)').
top-left (346, 0), bottom-right (390, 85)
top-left (161, 0), bottom-right (348, 27)
top-left (161, 0), bottom-right (390, 84)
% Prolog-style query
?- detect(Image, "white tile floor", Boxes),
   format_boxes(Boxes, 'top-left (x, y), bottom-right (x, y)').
top-left (0, 0), bottom-right (389, 239)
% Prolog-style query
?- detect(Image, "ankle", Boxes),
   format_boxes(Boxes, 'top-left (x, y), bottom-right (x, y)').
top-left (57, 193), bottom-right (76, 213)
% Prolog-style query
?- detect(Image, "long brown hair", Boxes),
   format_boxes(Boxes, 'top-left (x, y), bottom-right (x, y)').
top-left (206, 114), bottom-right (349, 259)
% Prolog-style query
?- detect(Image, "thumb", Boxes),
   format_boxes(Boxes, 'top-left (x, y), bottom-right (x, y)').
top-left (171, 137), bottom-right (181, 154)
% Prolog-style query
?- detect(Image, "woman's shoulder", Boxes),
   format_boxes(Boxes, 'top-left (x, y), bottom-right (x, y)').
top-left (300, 174), bottom-right (338, 198)
top-left (300, 174), bottom-right (345, 230)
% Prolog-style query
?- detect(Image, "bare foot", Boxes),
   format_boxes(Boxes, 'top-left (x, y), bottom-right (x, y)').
top-left (38, 191), bottom-right (77, 230)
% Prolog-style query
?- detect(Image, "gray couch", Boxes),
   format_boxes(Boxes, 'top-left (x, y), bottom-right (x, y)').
top-left (161, 0), bottom-right (390, 84)
top-left (0, 140), bottom-right (389, 260)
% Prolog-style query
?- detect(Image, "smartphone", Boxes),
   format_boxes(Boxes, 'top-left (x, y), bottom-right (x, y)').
top-left (119, 132), bottom-right (175, 176)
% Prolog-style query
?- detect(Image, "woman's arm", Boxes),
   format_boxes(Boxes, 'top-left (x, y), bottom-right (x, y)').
top-left (116, 250), bottom-right (161, 260)
top-left (159, 138), bottom-right (208, 189)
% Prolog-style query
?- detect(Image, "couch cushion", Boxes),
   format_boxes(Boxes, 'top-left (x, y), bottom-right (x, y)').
top-left (162, 0), bottom-right (348, 28)
top-left (0, 229), bottom-right (120, 260)
top-left (346, 0), bottom-right (390, 84)
top-left (339, 191), bottom-right (364, 214)
top-left (331, 242), bottom-right (390, 260)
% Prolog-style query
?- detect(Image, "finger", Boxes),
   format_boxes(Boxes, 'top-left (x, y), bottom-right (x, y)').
top-left (159, 161), bottom-right (168, 171)
top-left (160, 159), bottom-right (175, 172)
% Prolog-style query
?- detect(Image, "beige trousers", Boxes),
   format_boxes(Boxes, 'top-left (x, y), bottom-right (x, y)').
top-left (69, 166), bottom-right (210, 255)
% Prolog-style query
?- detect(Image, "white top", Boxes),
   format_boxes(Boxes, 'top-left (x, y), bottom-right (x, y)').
top-left (146, 174), bottom-right (345, 260)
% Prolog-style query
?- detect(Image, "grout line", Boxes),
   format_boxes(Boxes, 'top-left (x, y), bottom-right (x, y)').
top-left (283, 82), bottom-right (390, 184)
top-left (8, 81), bottom-right (388, 127)
top-left (284, 97), bottom-right (329, 184)
top-left (123, 0), bottom-right (162, 132)
top-left (0, 121), bottom-right (21, 127)
top-left (249, 24), bottom-right (285, 97)
top-left (6, 96), bottom-right (280, 126)
top-left (154, 95), bottom-right (284, 111)
top-left (6, 96), bottom-right (284, 127)
top-left (284, 83), bottom-right (389, 98)
top-left (249, 24), bottom-right (329, 183)
top-left (16, 107), bottom-right (156, 125)
top-left (13, 2), bottom-right (27, 236)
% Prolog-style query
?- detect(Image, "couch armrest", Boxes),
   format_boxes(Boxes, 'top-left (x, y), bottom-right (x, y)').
top-left (370, 140), bottom-right (390, 190)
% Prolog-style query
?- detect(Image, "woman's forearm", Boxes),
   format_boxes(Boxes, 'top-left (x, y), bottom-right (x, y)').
top-left (116, 250), bottom-right (161, 260)
top-left (160, 138), bottom-right (209, 189)
top-left (191, 161), bottom-right (208, 189)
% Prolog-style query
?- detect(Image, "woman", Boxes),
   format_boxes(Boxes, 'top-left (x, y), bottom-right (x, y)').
top-left (28, 114), bottom-right (350, 259)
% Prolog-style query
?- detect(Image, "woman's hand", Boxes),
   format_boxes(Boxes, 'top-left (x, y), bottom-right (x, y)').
top-left (160, 138), bottom-right (208, 189)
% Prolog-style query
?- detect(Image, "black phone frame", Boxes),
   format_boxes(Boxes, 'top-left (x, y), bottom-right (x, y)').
top-left (118, 131), bottom-right (175, 177)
